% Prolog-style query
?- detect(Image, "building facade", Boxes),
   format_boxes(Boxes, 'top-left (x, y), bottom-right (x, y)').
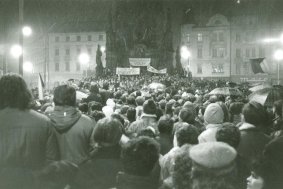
top-left (48, 31), bottom-right (106, 86)
top-left (181, 14), bottom-right (283, 84)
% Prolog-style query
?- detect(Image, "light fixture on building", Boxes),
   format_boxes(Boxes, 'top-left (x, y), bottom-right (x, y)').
top-left (22, 26), bottom-right (32, 37)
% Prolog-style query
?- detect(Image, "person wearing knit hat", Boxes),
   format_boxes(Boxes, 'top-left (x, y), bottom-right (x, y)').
top-left (126, 99), bottom-right (158, 138)
top-left (190, 142), bottom-right (238, 189)
top-left (198, 103), bottom-right (224, 143)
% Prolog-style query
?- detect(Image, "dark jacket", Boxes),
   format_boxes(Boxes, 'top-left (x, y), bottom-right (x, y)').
top-left (116, 172), bottom-right (158, 189)
top-left (157, 134), bottom-right (173, 155)
top-left (48, 106), bottom-right (94, 164)
top-left (237, 123), bottom-right (270, 168)
top-left (72, 145), bottom-right (123, 189)
top-left (0, 108), bottom-right (59, 189)
top-left (85, 93), bottom-right (103, 104)
top-left (0, 108), bottom-right (59, 170)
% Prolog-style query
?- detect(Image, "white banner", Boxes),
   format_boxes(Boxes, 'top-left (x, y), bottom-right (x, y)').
top-left (129, 58), bottom-right (151, 67)
top-left (116, 67), bottom-right (140, 75)
top-left (147, 66), bottom-right (167, 74)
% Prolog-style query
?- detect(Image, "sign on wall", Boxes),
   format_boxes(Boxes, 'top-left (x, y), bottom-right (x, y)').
top-left (129, 58), bottom-right (151, 67)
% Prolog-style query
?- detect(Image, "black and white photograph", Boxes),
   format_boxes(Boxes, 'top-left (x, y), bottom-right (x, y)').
top-left (0, 0), bottom-right (283, 188)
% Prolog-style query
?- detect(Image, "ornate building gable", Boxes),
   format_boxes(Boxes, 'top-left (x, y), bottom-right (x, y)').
top-left (207, 14), bottom-right (230, 27)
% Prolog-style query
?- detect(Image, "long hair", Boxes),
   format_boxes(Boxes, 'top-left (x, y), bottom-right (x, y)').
top-left (0, 73), bottom-right (32, 110)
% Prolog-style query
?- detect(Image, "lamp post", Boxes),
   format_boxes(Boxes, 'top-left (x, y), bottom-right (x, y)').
top-left (180, 45), bottom-right (191, 77)
top-left (78, 53), bottom-right (90, 77)
top-left (273, 49), bottom-right (283, 85)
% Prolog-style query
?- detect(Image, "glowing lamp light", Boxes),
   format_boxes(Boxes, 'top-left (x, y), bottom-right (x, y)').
top-left (262, 38), bottom-right (277, 43)
top-left (22, 26), bottom-right (32, 37)
top-left (78, 53), bottom-right (90, 64)
top-left (274, 49), bottom-right (283, 61)
top-left (181, 46), bottom-right (191, 60)
top-left (101, 46), bottom-right (106, 53)
top-left (23, 61), bottom-right (33, 73)
top-left (10, 44), bottom-right (23, 58)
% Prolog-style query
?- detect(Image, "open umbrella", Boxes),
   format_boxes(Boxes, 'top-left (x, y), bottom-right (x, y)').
top-left (249, 84), bottom-right (272, 92)
top-left (249, 85), bottom-right (283, 107)
top-left (209, 87), bottom-right (242, 96)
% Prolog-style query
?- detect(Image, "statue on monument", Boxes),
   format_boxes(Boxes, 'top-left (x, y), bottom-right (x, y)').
top-left (96, 44), bottom-right (103, 76)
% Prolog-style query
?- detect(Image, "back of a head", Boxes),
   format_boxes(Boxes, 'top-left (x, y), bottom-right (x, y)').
top-left (229, 102), bottom-right (244, 115)
top-left (53, 85), bottom-right (76, 106)
top-left (93, 117), bottom-right (123, 147)
top-left (0, 73), bottom-right (32, 110)
top-left (90, 84), bottom-right (99, 94)
top-left (216, 123), bottom-right (240, 149)
top-left (121, 137), bottom-right (159, 176)
top-left (143, 99), bottom-right (157, 115)
top-left (176, 124), bottom-right (199, 146)
top-left (102, 82), bottom-right (109, 90)
top-left (179, 108), bottom-right (195, 124)
top-left (242, 101), bottom-right (268, 127)
top-left (127, 107), bottom-right (136, 123)
top-left (204, 103), bottom-right (224, 125)
top-left (158, 115), bottom-right (174, 134)
top-left (190, 142), bottom-right (237, 189)
top-left (135, 96), bottom-right (145, 106)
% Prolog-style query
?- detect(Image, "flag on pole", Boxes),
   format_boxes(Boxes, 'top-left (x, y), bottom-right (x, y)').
top-left (250, 58), bottom-right (270, 74)
top-left (38, 73), bottom-right (45, 100)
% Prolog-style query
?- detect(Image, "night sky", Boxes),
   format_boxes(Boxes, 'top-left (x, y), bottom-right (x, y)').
top-left (1, 0), bottom-right (283, 43)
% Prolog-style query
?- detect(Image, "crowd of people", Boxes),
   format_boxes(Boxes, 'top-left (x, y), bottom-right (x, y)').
top-left (0, 72), bottom-right (283, 189)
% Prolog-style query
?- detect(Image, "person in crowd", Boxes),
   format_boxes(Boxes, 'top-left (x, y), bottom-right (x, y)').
top-left (99, 82), bottom-right (111, 106)
top-left (156, 115), bottom-right (174, 155)
top-left (246, 158), bottom-right (271, 189)
top-left (237, 101), bottom-right (271, 169)
top-left (190, 142), bottom-right (238, 189)
top-left (72, 117), bottom-right (123, 189)
top-left (270, 100), bottom-right (283, 138)
top-left (160, 124), bottom-right (199, 185)
top-left (135, 96), bottom-right (145, 119)
top-left (127, 107), bottom-right (136, 125)
top-left (84, 84), bottom-right (102, 104)
top-left (117, 137), bottom-right (160, 189)
top-left (198, 103), bottom-right (225, 143)
top-left (0, 73), bottom-right (60, 188)
top-left (47, 85), bottom-right (95, 165)
top-left (229, 102), bottom-right (245, 126)
top-left (127, 99), bottom-right (158, 137)
top-left (263, 135), bottom-right (283, 189)
top-left (216, 122), bottom-right (249, 189)
top-left (171, 149), bottom-right (193, 189)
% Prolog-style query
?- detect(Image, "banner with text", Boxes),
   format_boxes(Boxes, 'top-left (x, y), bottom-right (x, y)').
top-left (129, 58), bottom-right (151, 67)
top-left (116, 67), bottom-right (140, 75)
top-left (147, 66), bottom-right (167, 74)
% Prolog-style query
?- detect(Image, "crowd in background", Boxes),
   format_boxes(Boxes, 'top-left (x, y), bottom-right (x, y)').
top-left (0, 72), bottom-right (282, 189)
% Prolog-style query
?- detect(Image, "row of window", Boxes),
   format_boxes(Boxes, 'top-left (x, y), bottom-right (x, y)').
top-left (54, 61), bottom-right (82, 72)
top-left (196, 64), bottom-right (224, 74)
top-left (54, 46), bottom-right (96, 56)
top-left (191, 46), bottom-right (265, 59)
top-left (186, 32), bottom-right (225, 43)
top-left (54, 34), bottom-right (104, 42)
top-left (235, 47), bottom-right (265, 58)
top-left (186, 31), bottom-right (264, 44)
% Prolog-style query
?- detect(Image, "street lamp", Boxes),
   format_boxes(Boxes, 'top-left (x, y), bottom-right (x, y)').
top-left (273, 49), bottom-right (283, 85)
top-left (10, 44), bottom-right (23, 58)
top-left (23, 61), bottom-right (33, 73)
top-left (78, 53), bottom-right (90, 77)
top-left (22, 26), bottom-right (32, 37)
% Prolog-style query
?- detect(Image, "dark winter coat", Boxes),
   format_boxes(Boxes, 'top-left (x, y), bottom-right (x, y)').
top-left (48, 106), bottom-right (94, 164)
top-left (72, 145), bottom-right (122, 189)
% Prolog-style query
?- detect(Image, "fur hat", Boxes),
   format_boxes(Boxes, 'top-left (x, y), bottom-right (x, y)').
top-left (143, 99), bottom-right (157, 115)
top-left (204, 103), bottom-right (224, 124)
top-left (190, 142), bottom-right (236, 169)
